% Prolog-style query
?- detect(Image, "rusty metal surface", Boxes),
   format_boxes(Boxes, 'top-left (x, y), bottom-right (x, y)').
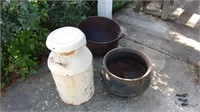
top-left (101, 48), bottom-right (152, 97)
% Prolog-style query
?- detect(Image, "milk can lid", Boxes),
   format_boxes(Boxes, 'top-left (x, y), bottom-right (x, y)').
top-left (46, 27), bottom-right (86, 53)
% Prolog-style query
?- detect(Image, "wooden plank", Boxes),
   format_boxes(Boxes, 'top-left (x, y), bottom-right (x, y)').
top-left (161, 0), bottom-right (170, 19)
top-left (144, 10), bottom-right (177, 21)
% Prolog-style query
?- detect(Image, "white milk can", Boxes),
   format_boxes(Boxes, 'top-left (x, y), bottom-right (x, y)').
top-left (46, 27), bottom-right (94, 105)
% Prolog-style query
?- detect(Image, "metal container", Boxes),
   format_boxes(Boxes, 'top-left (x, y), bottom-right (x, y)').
top-left (101, 48), bottom-right (151, 97)
top-left (46, 27), bottom-right (94, 105)
top-left (78, 16), bottom-right (124, 56)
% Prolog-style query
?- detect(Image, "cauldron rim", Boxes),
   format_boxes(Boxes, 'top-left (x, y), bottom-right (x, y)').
top-left (78, 16), bottom-right (123, 44)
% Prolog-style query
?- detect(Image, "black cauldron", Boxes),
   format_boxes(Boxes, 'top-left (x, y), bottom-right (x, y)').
top-left (101, 48), bottom-right (152, 97)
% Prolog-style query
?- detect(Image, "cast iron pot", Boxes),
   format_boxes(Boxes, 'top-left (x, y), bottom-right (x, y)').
top-left (78, 16), bottom-right (124, 56)
top-left (101, 48), bottom-right (152, 97)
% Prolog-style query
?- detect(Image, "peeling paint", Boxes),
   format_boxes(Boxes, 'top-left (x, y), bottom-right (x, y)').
top-left (52, 61), bottom-right (69, 68)
top-left (51, 64), bottom-right (94, 105)
top-left (49, 57), bottom-right (53, 61)
top-left (48, 56), bottom-right (69, 68)
top-left (47, 46), bottom-right (94, 105)
top-left (60, 50), bottom-right (76, 56)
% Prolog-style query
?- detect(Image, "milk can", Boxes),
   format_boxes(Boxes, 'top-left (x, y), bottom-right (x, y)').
top-left (46, 27), bottom-right (94, 105)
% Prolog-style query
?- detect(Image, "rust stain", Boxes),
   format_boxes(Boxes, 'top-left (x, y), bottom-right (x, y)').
top-left (68, 76), bottom-right (75, 89)
top-left (60, 50), bottom-right (76, 56)
top-left (49, 56), bottom-right (69, 68)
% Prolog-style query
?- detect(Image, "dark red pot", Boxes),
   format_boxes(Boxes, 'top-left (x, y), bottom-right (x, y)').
top-left (78, 16), bottom-right (124, 56)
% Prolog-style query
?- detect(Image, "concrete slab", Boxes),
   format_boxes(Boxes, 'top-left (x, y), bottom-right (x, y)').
top-left (1, 38), bottom-right (200, 111)
top-left (1, 1), bottom-right (200, 111)
top-left (113, 1), bottom-right (200, 65)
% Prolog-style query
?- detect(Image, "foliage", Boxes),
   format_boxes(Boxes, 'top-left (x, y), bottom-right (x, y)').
top-left (46, 1), bottom-right (93, 30)
top-left (1, 0), bottom-right (49, 87)
top-left (113, 0), bottom-right (131, 13)
top-left (1, 0), bottom-right (131, 89)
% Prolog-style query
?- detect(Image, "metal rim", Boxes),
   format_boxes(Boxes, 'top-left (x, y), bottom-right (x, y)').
top-left (79, 16), bottom-right (123, 44)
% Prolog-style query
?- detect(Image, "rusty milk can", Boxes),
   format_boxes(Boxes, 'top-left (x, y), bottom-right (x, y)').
top-left (46, 27), bottom-right (94, 105)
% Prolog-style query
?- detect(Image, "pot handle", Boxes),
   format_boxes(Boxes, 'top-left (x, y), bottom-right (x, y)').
top-left (138, 78), bottom-right (144, 84)
top-left (119, 32), bottom-right (124, 39)
top-left (101, 66), bottom-right (106, 75)
top-left (100, 66), bottom-right (108, 81)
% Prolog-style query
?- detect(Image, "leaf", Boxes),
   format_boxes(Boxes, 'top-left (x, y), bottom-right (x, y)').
top-left (20, 2), bottom-right (28, 12)
top-left (19, 69), bottom-right (26, 79)
top-left (30, 69), bottom-right (37, 75)
top-left (0, 82), bottom-right (6, 89)
top-left (18, 18), bottom-right (27, 30)
top-left (30, 43), bottom-right (35, 51)
top-left (5, 76), bottom-right (11, 82)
